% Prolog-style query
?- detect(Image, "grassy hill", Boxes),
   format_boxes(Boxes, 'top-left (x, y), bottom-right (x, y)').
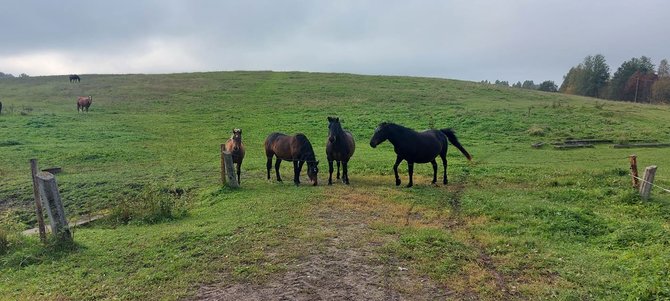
top-left (0, 71), bottom-right (669, 300)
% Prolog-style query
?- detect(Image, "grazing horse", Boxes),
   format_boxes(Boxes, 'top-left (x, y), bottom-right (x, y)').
top-left (0, 101), bottom-right (2, 115)
top-left (325, 117), bottom-right (355, 185)
top-left (369, 122), bottom-right (471, 187)
top-left (265, 132), bottom-right (319, 186)
top-left (77, 96), bottom-right (92, 112)
top-left (69, 74), bottom-right (80, 82)
top-left (224, 128), bottom-right (245, 184)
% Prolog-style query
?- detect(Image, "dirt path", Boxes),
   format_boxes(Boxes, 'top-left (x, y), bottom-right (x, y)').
top-left (191, 187), bottom-right (449, 301)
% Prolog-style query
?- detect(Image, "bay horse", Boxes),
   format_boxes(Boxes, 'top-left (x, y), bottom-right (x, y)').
top-left (77, 96), bottom-right (92, 112)
top-left (224, 128), bottom-right (245, 184)
top-left (370, 122), bottom-right (471, 187)
top-left (69, 74), bottom-right (80, 82)
top-left (325, 117), bottom-right (355, 185)
top-left (265, 132), bottom-right (319, 186)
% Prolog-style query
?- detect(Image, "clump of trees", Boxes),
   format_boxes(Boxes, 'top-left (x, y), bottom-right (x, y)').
top-left (0, 72), bottom-right (29, 79)
top-left (481, 79), bottom-right (557, 92)
top-left (560, 55), bottom-right (669, 103)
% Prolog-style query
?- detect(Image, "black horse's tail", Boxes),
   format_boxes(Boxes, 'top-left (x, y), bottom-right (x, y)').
top-left (440, 128), bottom-right (472, 161)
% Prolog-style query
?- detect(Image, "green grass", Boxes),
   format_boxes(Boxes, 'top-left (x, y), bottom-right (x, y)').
top-left (1, 71), bottom-right (669, 300)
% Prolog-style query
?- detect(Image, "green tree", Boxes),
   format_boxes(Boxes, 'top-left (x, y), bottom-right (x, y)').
top-left (522, 80), bottom-right (536, 89)
top-left (609, 56), bottom-right (655, 101)
top-left (582, 54), bottom-right (610, 97)
top-left (651, 78), bottom-right (670, 103)
top-left (658, 59), bottom-right (669, 78)
top-left (559, 66), bottom-right (586, 94)
top-left (538, 80), bottom-right (558, 92)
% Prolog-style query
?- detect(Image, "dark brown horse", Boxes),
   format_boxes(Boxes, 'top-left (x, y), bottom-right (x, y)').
top-left (224, 128), bottom-right (245, 184)
top-left (77, 96), bottom-right (92, 112)
top-left (69, 74), bottom-right (80, 82)
top-left (370, 122), bottom-right (471, 187)
top-left (326, 117), bottom-right (355, 185)
top-left (265, 132), bottom-right (319, 186)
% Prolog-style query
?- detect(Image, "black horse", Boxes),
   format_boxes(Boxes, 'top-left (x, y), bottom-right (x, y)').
top-left (0, 101), bottom-right (2, 115)
top-left (265, 132), bottom-right (319, 186)
top-left (326, 117), bottom-right (355, 185)
top-left (69, 74), bottom-right (80, 83)
top-left (370, 122), bottom-right (471, 187)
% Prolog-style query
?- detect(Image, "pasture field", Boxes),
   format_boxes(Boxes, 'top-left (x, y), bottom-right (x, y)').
top-left (0, 71), bottom-right (669, 300)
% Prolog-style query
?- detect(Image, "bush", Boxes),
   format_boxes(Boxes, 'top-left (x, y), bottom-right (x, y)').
top-left (110, 181), bottom-right (190, 225)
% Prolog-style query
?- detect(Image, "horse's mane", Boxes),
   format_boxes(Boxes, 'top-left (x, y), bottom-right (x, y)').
top-left (382, 122), bottom-right (418, 134)
top-left (295, 133), bottom-right (316, 162)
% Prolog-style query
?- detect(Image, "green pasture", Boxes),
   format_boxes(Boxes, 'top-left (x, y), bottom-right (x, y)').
top-left (0, 72), bottom-right (669, 300)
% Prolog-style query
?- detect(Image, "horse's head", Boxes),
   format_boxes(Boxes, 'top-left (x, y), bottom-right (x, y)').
top-left (231, 128), bottom-right (242, 151)
top-left (307, 160), bottom-right (319, 186)
top-left (370, 122), bottom-right (389, 148)
top-left (88, 96), bottom-right (92, 103)
top-left (327, 117), bottom-right (342, 143)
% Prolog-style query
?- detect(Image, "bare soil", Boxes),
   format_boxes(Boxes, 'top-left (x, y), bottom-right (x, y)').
top-left (190, 186), bottom-right (450, 301)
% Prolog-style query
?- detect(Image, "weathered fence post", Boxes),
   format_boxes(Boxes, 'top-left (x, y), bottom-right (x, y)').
top-left (629, 154), bottom-right (639, 189)
top-left (36, 172), bottom-right (72, 242)
top-left (30, 159), bottom-right (47, 243)
top-left (220, 145), bottom-right (239, 188)
top-left (639, 165), bottom-right (657, 200)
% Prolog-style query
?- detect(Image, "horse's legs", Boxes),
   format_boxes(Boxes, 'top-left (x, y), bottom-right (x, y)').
top-left (328, 160), bottom-right (334, 185)
top-left (336, 161), bottom-right (341, 179)
top-left (342, 160), bottom-right (350, 185)
top-left (293, 161), bottom-right (302, 185)
top-left (407, 161), bottom-right (415, 188)
top-left (430, 159), bottom-right (438, 184)
top-left (266, 156), bottom-right (273, 180)
top-left (275, 159), bottom-right (283, 182)
top-left (393, 156), bottom-right (403, 186)
top-left (236, 161), bottom-right (242, 184)
top-left (440, 153), bottom-right (448, 184)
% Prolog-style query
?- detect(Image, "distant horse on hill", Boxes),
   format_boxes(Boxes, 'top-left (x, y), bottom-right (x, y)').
top-left (69, 74), bottom-right (80, 83)
top-left (325, 117), bottom-right (355, 185)
top-left (264, 132), bottom-right (319, 186)
top-left (0, 101), bottom-right (2, 115)
top-left (370, 122), bottom-right (471, 187)
top-left (77, 96), bottom-right (92, 112)
top-left (224, 128), bottom-right (245, 184)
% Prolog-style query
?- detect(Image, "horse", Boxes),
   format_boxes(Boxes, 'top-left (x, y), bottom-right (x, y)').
top-left (264, 132), bottom-right (319, 186)
top-left (69, 74), bottom-right (80, 83)
top-left (369, 122), bottom-right (471, 187)
top-left (325, 117), bottom-right (355, 185)
top-left (77, 96), bottom-right (92, 112)
top-left (224, 128), bottom-right (245, 184)
top-left (0, 101), bottom-right (2, 115)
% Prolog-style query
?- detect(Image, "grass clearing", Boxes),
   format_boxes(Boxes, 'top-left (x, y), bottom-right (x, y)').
top-left (1, 71), bottom-right (669, 299)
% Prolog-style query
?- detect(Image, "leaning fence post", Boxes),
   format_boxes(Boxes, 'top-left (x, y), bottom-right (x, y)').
top-left (30, 159), bottom-right (47, 243)
top-left (220, 145), bottom-right (239, 188)
top-left (36, 172), bottom-right (72, 242)
top-left (220, 144), bottom-right (226, 185)
top-left (629, 154), bottom-right (639, 189)
top-left (639, 165), bottom-right (657, 200)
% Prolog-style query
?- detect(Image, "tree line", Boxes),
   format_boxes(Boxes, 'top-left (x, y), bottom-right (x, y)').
top-left (480, 79), bottom-right (558, 92)
top-left (0, 72), bottom-right (29, 78)
top-left (559, 54), bottom-right (669, 103)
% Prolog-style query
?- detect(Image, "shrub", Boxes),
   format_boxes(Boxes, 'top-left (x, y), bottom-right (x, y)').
top-left (110, 181), bottom-right (190, 225)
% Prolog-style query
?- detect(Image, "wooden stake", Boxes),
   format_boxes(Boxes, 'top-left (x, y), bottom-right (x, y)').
top-left (36, 172), bottom-right (71, 242)
top-left (639, 165), bottom-right (657, 200)
top-left (220, 144), bottom-right (226, 185)
top-left (629, 155), bottom-right (639, 189)
top-left (30, 159), bottom-right (47, 243)
top-left (222, 150), bottom-right (239, 188)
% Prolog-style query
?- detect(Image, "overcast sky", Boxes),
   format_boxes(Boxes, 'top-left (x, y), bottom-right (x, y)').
top-left (1, 0), bottom-right (669, 85)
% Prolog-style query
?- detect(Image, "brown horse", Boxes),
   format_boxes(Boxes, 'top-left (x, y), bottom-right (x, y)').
top-left (224, 128), bottom-right (245, 184)
top-left (77, 96), bottom-right (92, 112)
top-left (265, 132), bottom-right (319, 186)
top-left (370, 122), bottom-right (471, 187)
top-left (325, 117), bottom-right (355, 185)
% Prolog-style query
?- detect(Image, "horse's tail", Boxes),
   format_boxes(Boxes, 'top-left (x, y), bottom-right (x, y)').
top-left (440, 128), bottom-right (472, 161)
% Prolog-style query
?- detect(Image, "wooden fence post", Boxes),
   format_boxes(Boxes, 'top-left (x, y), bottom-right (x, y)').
top-left (639, 165), bottom-right (657, 200)
top-left (220, 145), bottom-right (239, 188)
top-left (220, 144), bottom-right (226, 185)
top-left (36, 172), bottom-right (72, 242)
top-left (30, 159), bottom-right (47, 243)
top-left (629, 155), bottom-right (639, 189)
top-left (223, 151), bottom-right (239, 188)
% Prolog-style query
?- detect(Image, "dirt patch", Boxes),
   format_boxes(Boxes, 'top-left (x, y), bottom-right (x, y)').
top-left (190, 187), bottom-right (449, 300)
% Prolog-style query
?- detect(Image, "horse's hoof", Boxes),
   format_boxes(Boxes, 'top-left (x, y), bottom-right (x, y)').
top-left (345, 180), bottom-right (350, 185)
top-left (395, 179), bottom-right (401, 186)
top-left (328, 181), bottom-right (333, 185)
top-left (406, 183), bottom-right (413, 188)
